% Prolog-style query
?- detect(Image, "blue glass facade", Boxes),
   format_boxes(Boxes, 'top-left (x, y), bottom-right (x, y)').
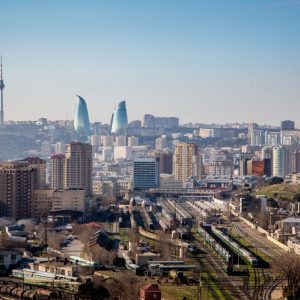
top-left (74, 95), bottom-right (90, 136)
top-left (110, 100), bottom-right (128, 135)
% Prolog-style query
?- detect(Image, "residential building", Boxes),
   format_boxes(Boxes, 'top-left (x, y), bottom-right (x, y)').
top-left (140, 284), bottom-right (161, 300)
top-left (0, 162), bottom-right (36, 220)
top-left (173, 142), bottom-right (203, 182)
top-left (50, 154), bottom-right (65, 190)
top-left (52, 189), bottom-right (85, 211)
top-left (32, 189), bottom-right (54, 218)
top-left (64, 142), bottom-right (93, 196)
top-left (22, 157), bottom-right (46, 189)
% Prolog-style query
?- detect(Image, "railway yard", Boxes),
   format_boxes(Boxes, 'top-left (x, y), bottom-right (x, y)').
top-left (119, 196), bottom-right (288, 300)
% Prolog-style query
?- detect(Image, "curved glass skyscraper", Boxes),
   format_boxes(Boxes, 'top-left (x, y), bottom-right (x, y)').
top-left (110, 100), bottom-right (128, 135)
top-left (74, 95), bottom-right (90, 136)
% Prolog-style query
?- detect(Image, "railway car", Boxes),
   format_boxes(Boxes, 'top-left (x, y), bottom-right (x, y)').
top-left (211, 226), bottom-right (259, 266)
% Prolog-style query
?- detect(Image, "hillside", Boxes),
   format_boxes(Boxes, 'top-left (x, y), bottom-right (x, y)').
top-left (255, 184), bottom-right (300, 201)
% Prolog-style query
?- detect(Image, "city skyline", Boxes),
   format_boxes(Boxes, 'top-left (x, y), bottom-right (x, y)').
top-left (1, 1), bottom-right (300, 125)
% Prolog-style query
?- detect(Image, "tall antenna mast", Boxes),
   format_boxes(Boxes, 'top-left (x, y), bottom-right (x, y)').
top-left (0, 56), bottom-right (5, 125)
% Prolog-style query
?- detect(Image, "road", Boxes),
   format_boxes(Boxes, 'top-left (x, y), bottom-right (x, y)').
top-left (60, 239), bottom-right (84, 257)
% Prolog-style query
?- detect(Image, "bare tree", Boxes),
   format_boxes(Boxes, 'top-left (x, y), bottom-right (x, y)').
top-left (257, 211), bottom-right (269, 230)
top-left (72, 224), bottom-right (96, 244)
top-left (86, 244), bottom-right (116, 265)
top-left (158, 231), bottom-right (171, 260)
top-left (47, 232), bottom-right (64, 250)
top-left (275, 253), bottom-right (300, 299)
top-left (128, 227), bottom-right (139, 259)
top-left (103, 272), bottom-right (143, 300)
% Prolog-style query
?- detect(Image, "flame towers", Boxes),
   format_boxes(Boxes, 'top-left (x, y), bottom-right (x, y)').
top-left (74, 95), bottom-right (90, 137)
top-left (0, 56), bottom-right (5, 125)
top-left (110, 100), bottom-right (128, 135)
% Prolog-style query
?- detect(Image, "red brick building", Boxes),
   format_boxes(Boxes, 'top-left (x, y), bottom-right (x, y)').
top-left (140, 284), bottom-right (161, 300)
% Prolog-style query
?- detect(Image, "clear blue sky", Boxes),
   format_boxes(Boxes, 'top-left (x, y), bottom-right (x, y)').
top-left (1, 0), bottom-right (300, 125)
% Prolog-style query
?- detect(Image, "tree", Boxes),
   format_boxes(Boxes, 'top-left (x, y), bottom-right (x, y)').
top-left (275, 254), bottom-right (300, 299)
top-left (158, 231), bottom-right (171, 260)
top-left (47, 232), bottom-right (64, 250)
top-left (270, 177), bottom-right (284, 185)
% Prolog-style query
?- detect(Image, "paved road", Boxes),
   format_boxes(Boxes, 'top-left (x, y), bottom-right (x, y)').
top-left (60, 239), bottom-right (84, 257)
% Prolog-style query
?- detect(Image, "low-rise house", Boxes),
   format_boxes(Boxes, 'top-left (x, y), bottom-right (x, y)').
top-left (140, 284), bottom-right (161, 300)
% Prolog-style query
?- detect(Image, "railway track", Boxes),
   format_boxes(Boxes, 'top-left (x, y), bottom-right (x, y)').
top-left (194, 236), bottom-right (251, 300)
top-left (263, 276), bottom-right (285, 300)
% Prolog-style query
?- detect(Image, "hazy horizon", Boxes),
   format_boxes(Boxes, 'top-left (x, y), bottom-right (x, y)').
top-left (1, 0), bottom-right (300, 125)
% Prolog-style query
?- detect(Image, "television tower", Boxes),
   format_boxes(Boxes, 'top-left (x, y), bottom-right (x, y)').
top-left (0, 56), bottom-right (5, 125)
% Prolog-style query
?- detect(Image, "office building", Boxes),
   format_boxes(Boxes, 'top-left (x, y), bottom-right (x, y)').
top-left (272, 146), bottom-right (288, 178)
top-left (110, 100), bottom-right (128, 135)
top-left (157, 151), bottom-right (173, 174)
top-left (74, 95), bottom-right (90, 137)
top-left (64, 142), bottom-right (93, 196)
top-left (50, 154), bottom-right (65, 190)
top-left (173, 142), bottom-right (203, 182)
top-left (133, 157), bottom-right (160, 189)
top-left (0, 162), bottom-right (36, 220)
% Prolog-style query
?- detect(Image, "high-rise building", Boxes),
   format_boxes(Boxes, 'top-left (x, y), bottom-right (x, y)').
top-left (173, 142), bottom-right (203, 182)
top-left (292, 150), bottom-right (300, 173)
top-left (281, 120), bottom-right (295, 131)
top-left (74, 95), bottom-right (90, 137)
top-left (0, 56), bottom-right (5, 125)
top-left (110, 100), bottom-right (128, 135)
top-left (272, 146), bottom-right (288, 178)
top-left (248, 123), bottom-right (259, 143)
top-left (261, 147), bottom-right (272, 176)
top-left (0, 162), bottom-right (36, 220)
top-left (50, 154), bottom-right (65, 190)
top-left (22, 157), bottom-right (46, 189)
top-left (157, 151), bottom-right (173, 174)
top-left (64, 142), bottom-right (93, 196)
top-left (133, 157), bottom-right (160, 189)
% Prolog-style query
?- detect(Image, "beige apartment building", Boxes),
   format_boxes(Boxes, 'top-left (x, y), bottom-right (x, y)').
top-left (52, 189), bottom-right (85, 211)
top-left (173, 142), bottom-right (203, 182)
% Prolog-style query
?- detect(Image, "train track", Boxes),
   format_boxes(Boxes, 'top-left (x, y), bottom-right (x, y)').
top-left (194, 236), bottom-right (251, 300)
top-left (263, 276), bottom-right (285, 300)
top-left (235, 223), bottom-right (284, 259)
